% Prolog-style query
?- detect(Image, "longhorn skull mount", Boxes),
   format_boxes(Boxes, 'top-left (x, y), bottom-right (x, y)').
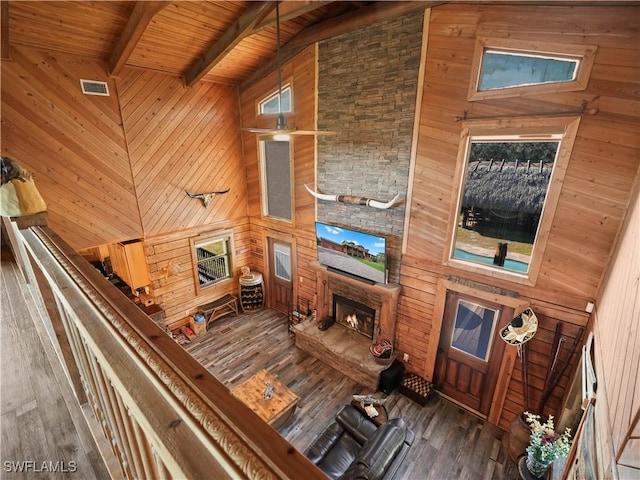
top-left (304, 184), bottom-right (400, 210)
top-left (185, 189), bottom-right (230, 207)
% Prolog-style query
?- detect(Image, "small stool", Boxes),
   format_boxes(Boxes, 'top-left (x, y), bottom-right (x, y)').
top-left (398, 372), bottom-right (433, 406)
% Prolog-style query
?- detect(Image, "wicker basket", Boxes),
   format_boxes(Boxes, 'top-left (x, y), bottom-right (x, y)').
top-left (370, 351), bottom-right (395, 366)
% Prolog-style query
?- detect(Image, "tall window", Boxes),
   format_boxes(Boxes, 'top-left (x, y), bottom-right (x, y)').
top-left (468, 38), bottom-right (597, 100)
top-left (191, 233), bottom-right (233, 292)
top-left (448, 117), bottom-right (580, 282)
top-left (261, 140), bottom-right (292, 221)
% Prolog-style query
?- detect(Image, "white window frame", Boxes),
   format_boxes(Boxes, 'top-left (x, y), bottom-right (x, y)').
top-left (258, 84), bottom-right (292, 115)
top-left (468, 37), bottom-right (597, 101)
top-left (190, 231), bottom-right (234, 294)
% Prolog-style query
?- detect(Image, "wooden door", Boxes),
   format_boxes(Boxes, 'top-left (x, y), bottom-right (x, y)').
top-left (434, 291), bottom-right (511, 417)
top-left (268, 239), bottom-right (292, 314)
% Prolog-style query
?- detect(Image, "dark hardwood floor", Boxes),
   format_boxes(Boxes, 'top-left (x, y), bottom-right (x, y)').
top-left (0, 248), bottom-right (118, 479)
top-left (185, 309), bottom-right (520, 480)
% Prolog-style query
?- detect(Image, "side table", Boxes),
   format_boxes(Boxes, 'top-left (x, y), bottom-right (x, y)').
top-left (350, 399), bottom-right (388, 427)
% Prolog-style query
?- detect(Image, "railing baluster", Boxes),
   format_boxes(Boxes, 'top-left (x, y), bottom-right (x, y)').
top-left (86, 348), bottom-right (129, 474)
top-left (14, 225), bottom-right (326, 480)
top-left (154, 449), bottom-right (171, 480)
top-left (107, 382), bottom-right (137, 479)
top-left (131, 417), bottom-right (155, 479)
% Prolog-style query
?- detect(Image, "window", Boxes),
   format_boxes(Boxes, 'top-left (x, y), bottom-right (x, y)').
top-left (479, 50), bottom-right (579, 91)
top-left (261, 140), bottom-right (292, 221)
top-left (191, 233), bottom-right (233, 292)
top-left (274, 242), bottom-right (291, 281)
top-left (468, 38), bottom-right (597, 100)
top-left (259, 85), bottom-right (291, 114)
top-left (451, 299), bottom-right (499, 362)
top-left (447, 117), bottom-right (580, 282)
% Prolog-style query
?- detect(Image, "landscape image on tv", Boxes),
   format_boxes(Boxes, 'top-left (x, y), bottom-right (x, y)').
top-left (315, 222), bottom-right (387, 284)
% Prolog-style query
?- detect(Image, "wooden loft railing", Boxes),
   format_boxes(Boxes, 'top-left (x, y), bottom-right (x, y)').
top-left (7, 222), bottom-right (325, 480)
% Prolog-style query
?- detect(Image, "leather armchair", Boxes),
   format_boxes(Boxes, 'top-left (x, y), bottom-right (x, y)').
top-left (304, 405), bottom-right (414, 480)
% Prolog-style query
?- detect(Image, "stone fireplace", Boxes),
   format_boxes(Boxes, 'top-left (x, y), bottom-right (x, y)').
top-left (293, 261), bottom-right (401, 389)
top-left (333, 295), bottom-right (376, 339)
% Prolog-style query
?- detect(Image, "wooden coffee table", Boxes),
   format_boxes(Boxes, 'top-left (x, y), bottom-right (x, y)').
top-left (231, 370), bottom-right (299, 429)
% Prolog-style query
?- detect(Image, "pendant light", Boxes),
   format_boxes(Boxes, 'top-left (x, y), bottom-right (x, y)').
top-left (244, 1), bottom-right (334, 139)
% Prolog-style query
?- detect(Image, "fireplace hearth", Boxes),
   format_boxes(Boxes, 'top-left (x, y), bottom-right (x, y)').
top-left (292, 262), bottom-right (402, 389)
top-left (333, 295), bottom-right (375, 339)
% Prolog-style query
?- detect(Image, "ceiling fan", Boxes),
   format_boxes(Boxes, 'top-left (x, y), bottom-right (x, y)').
top-left (244, 1), bottom-right (335, 140)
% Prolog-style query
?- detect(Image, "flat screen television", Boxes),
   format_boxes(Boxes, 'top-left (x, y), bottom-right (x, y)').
top-left (315, 222), bottom-right (387, 284)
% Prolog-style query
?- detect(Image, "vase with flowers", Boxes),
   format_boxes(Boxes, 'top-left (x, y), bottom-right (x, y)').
top-left (523, 412), bottom-right (572, 478)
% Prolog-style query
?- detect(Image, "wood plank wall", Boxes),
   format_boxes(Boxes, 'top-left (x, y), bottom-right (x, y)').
top-left (239, 46), bottom-right (319, 310)
top-left (1, 46), bottom-right (142, 248)
top-left (144, 220), bottom-right (253, 327)
top-left (1, 49), bottom-right (253, 327)
top-left (117, 68), bottom-right (247, 235)
top-left (590, 181), bottom-right (639, 477)
top-left (115, 68), bottom-right (251, 326)
top-left (398, 4), bottom-right (639, 428)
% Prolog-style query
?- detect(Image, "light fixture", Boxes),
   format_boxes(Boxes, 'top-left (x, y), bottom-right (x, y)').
top-left (244, 1), bottom-right (334, 139)
top-left (271, 2), bottom-right (289, 142)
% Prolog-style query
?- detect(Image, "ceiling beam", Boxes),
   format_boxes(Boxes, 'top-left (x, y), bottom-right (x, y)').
top-left (109, 1), bottom-right (169, 76)
top-left (184, 1), bottom-right (276, 87)
top-left (240, 1), bottom-right (441, 92)
top-left (1, 0), bottom-right (9, 60)
top-left (240, 45), bottom-right (307, 94)
top-left (283, 1), bottom-right (442, 52)
top-left (253, 1), bottom-right (334, 31)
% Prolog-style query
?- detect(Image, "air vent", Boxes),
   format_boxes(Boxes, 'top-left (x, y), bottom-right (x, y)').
top-left (80, 79), bottom-right (109, 96)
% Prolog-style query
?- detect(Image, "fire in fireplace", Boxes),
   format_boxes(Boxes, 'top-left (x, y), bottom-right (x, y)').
top-left (333, 295), bottom-right (376, 339)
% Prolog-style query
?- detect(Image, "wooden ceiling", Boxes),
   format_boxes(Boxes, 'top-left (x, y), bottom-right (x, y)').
top-left (3, 0), bottom-right (633, 90)
top-left (2, 1), bottom-right (440, 90)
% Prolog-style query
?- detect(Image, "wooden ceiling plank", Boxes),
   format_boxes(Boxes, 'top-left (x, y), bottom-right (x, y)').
top-left (1, 0), bottom-right (9, 60)
top-left (184, 1), bottom-right (276, 87)
top-left (109, 1), bottom-right (169, 77)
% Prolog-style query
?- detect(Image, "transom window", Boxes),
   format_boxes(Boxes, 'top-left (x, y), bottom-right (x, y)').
top-left (448, 117), bottom-right (580, 283)
top-left (191, 233), bottom-right (233, 292)
top-left (478, 50), bottom-right (580, 91)
top-left (259, 85), bottom-right (291, 114)
top-left (468, 38), bottom-right (597, 101)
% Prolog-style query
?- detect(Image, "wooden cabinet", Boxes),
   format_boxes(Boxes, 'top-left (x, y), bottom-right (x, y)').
top-left (107, 240), bottom-right (150, 291)
top-left (78, 245), bottom-right (109, 263)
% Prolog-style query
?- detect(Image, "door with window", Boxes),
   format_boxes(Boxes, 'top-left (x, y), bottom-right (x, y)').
top-left (434, 291), bottom-right (512, 416)
top-left (268, 239), bottom-right (293, 314)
